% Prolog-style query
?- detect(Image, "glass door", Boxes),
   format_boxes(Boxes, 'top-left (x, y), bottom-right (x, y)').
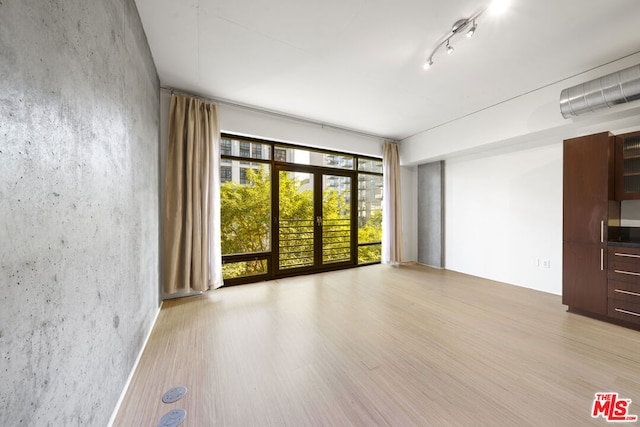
top-left (321, 174), bottom-right (352, 266)
top-left (275, 168), bottom-right (316, 273)
top-left (274, 167), bottom-right (356, 276)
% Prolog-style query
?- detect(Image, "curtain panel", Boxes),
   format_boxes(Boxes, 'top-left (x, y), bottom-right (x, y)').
top-left (382, 141), bottom-right (403, 265)
top-left (164, 94), bottom-right (223, 296)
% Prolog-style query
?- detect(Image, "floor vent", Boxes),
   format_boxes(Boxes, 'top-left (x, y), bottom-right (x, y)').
top-left (158, 408), bottom-right (186, 427)
top-left (162, 386), bottom-right (188, 404)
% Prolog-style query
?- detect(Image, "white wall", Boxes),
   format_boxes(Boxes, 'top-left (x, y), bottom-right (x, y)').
top-left (160, 91), bottom-right (384, 166)
top-left (400, 53), bottom-right (640, 295)
top-left (445, 143), bottom-right (563, 295)
top-left (218, 102), bottom-right (384, 157)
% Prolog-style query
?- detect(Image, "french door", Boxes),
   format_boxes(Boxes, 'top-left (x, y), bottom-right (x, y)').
top-left (274, 165), bottom-right (356, 276)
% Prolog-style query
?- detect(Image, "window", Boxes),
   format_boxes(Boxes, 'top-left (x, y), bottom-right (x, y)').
top-left (219, 133), bottom-right (382, 285)
top-left (221, 138), bottom-right (232, 157)
top-left (220, 138), bottom-right (272, 283)
top-left (220, 166), bottom-right (232, 183)
top-left (239, 141), bottom-right (250, 158)
top-left (274, 145), bottom-right (354, 169)
top-left (357, 158), bottom-right (383, 174)
top-left (222, 259), bottom-right (269, 280)
top-left (356, 173), bottom-right (383, 264)
top-left (274, 147), bottom-right (287, 162)
top-left (252, 144), bottom-right (262, 160)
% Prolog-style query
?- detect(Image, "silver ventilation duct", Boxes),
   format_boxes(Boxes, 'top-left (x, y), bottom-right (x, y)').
top-left (560, 64), bottom-right (640, 119)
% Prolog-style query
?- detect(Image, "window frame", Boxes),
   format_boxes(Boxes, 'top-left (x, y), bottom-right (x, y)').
top-left (220, 133), bottom-right (382, 285)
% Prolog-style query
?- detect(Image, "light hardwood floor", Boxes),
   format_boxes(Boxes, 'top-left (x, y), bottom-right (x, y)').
top-left (113, 264), bottom-right (640, 426)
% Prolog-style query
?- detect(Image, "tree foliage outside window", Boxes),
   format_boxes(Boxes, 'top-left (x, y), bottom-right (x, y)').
top-left (221, 167), bottom-right (382, 280)
top-left (357, 210), bottom-right (382, 264)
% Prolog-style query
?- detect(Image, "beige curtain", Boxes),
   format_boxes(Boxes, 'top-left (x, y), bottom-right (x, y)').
top-left (382, 141), bottom-right (403, 265)
top-left (164, 94), bottom-right (223, 295)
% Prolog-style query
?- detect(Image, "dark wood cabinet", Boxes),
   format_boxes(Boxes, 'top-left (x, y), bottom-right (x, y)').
top-left (615, 131), bottom-right (640, 200)
top-left (563, 242), bottom-right (607, 314)
top-left (562, 132), bottom-right (615, 315)
top-left (607, 246), bottom-right (640, 325)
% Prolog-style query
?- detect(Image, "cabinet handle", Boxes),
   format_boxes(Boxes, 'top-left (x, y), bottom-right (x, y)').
top-left (601, 220), bottom-right (604, 243)
top-left (601, 249), bottom-right (604, 270)
top-left (615, 289), bottom-right (640, 298)
top-left (614, 269), bottom-right (640, 276)
top-left (615, 252), bottom-right (640, 258)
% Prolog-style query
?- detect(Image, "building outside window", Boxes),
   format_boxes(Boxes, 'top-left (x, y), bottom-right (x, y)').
top-left (221, 139), bottom-right (232, 157)
top-left (220, 166), bottom-right (232, 183)
top-left (239, 141), bottom-right (250, 158)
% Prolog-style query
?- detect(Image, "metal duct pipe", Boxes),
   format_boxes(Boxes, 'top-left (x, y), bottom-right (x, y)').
top-left (560, 63), bottom-right (640, 118)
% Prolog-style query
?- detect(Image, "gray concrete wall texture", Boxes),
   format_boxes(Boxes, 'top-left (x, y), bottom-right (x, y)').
top-left (0, 0), bottom-right (160, 425)
top-left (418, 161), bottom-right (444, 268)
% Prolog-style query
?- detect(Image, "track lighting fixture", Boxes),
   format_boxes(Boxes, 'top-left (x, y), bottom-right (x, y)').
top-left (466, 20), bottom-right (477, 38)
top-left (424, 1), bottom-right (507, 70)
top-left (423, 58), bottom-right (434, 70)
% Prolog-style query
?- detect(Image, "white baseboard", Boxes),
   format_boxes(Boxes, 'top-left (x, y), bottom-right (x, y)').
top-left (162, 289), bottom-right (203, 300)
top-left (416, 261), bottom-right (445, 269)
top-left (107, 302), bottom-right (163, 427)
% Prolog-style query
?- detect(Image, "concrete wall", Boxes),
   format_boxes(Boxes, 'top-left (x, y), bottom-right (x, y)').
top-left (417, 162), bottom-right (444, 268)
top-left (400, 165), bottom-right (417, 263)
top-left (0, 0), bottom-right (160, 425)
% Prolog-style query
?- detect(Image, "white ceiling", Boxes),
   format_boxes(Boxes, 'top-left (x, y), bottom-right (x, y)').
top-left (134, 0), bottom-right (640, 141)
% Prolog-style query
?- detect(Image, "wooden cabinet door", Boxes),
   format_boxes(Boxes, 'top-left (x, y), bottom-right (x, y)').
top-left (562, 132), bottom-right (613, 315)
top-left (563, 132), bottom-right (614, 244)
top-left (562, 242), bottom-right (607, 314)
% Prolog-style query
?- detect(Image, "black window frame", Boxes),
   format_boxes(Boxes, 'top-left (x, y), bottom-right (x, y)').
top-left (220, 133), bottom-right (382, 286)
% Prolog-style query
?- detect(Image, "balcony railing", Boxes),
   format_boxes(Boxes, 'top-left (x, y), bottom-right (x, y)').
top-left (322, 218), bottom-right (350, 264)
top-left (279, 219), bottom-right (314, 269)
top-left (278, 217), bottom-right (352, 268)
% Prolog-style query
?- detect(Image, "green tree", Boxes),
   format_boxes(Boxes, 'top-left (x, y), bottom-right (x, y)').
top-left (220, 167), bottom-right (271, 255)
top-left (357, 210), bottom-right (382, 264)
top-left (221, 168), bottom-right (382, 279)
top-left (277, 171), bottom-right (314, 269)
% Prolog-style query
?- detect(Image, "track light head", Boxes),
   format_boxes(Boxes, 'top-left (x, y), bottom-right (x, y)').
top-left (446, 40), bottom-right (454, 54)
top-left (424, 58), bottom-right (434, 70)
top-left (466, 21), bottom-right (477, 37)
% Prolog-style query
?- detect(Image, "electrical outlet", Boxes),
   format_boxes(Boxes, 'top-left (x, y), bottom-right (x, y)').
top-left (542, 260), bottom-right (551, 268)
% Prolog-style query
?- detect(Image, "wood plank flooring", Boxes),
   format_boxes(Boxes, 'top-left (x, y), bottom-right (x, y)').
top-left (113, 264), bottom-right (640, 426)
